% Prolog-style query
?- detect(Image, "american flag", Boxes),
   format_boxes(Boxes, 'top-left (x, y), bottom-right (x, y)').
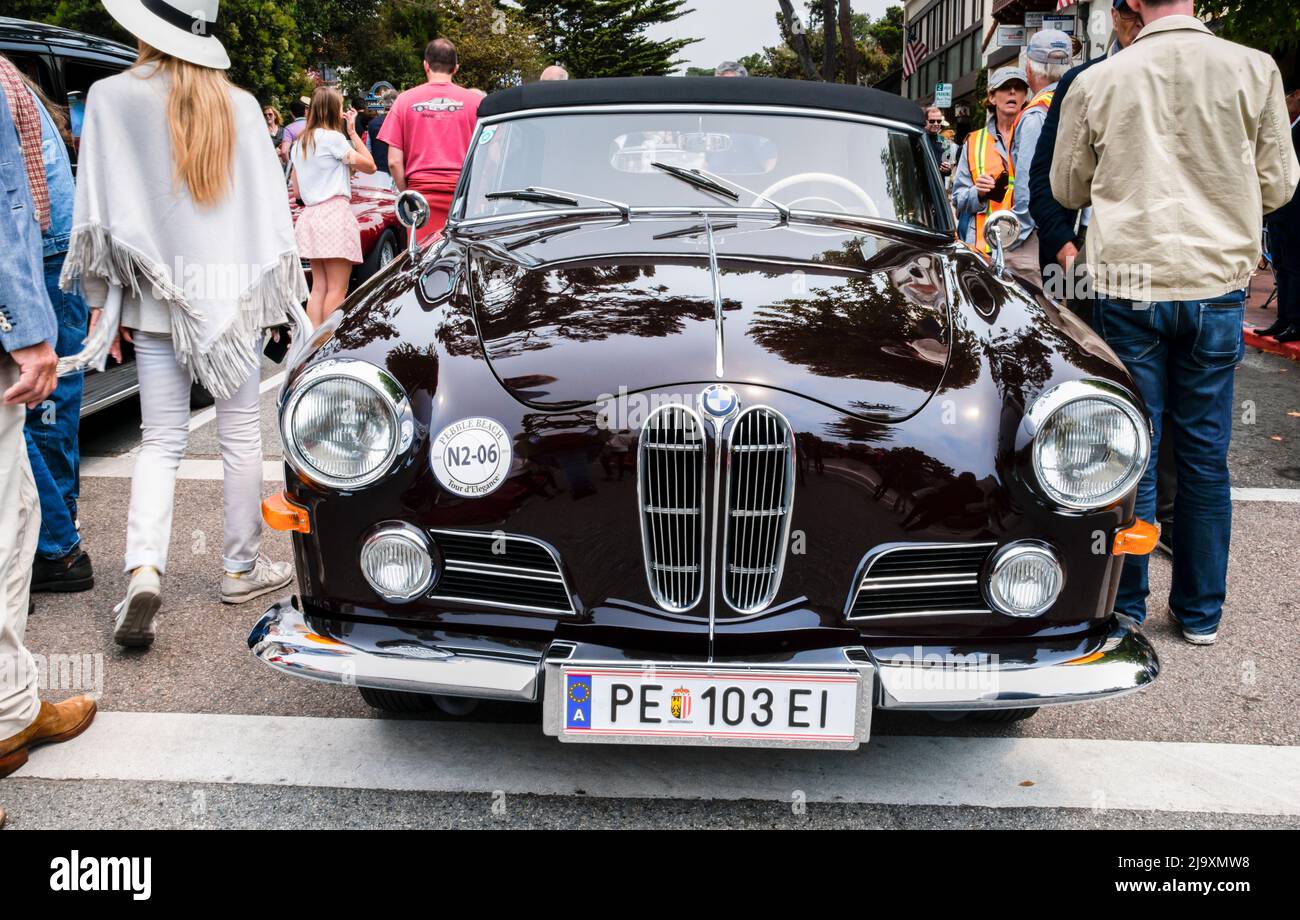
top-left (1056, 0), bottom-right (1074, 8)
top-left (902, 26), bottom-right (928, 80)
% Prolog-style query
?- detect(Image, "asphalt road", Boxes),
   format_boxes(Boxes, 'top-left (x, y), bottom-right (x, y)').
top-left (4, 346), bottom-right (1298, 830)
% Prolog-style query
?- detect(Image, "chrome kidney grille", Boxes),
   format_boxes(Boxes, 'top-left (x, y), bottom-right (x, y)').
top-left (638, 405), bottom-right (708, 611)
top-left (722, 407), bottom-right (795, 614)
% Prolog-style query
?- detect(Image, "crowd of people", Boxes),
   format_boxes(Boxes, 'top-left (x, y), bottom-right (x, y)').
top-left (946, 0), bottom-right (1298, 648)
top-left (0, 0), bottom-right (524, 793)
top-left (0, 0), bottom-right (1296, 822)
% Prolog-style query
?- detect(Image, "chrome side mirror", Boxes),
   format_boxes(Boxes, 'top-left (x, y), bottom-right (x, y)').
top-left (396, 190), bottom-right (430, 259)
top-left (984, 211), bottom-right (1021, 279)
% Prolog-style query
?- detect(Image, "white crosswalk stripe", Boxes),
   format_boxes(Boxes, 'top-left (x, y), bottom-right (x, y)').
top-left (20, 711), bottom-right (1300, 816)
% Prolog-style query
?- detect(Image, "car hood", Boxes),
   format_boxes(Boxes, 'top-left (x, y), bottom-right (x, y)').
top-left (466, 217), bottom-right (953, 420)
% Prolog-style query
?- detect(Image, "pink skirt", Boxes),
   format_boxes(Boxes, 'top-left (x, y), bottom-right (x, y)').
top-left (295, 195), bottom-right (362, 263)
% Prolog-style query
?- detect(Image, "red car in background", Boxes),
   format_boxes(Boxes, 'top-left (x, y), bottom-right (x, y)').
top-left (290, 177), bottom-right (405, 291)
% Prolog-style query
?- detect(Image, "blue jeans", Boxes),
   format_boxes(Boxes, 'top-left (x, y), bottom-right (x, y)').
top-left (1093, 292), bottom-right (1244, 635)
top-left (23, 254), bottom-right (88, 560)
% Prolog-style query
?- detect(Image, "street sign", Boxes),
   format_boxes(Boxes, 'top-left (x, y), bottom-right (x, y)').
top-left (934, 83), bottom-right (953, 108)
top-left (1044, 15), bottom-right (1076, 35)
top-left (997, 25), bottom-right (1026, 47)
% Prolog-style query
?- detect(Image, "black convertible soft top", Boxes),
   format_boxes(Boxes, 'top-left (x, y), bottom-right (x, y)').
top-left (478, 76), bottom-right (925, 128)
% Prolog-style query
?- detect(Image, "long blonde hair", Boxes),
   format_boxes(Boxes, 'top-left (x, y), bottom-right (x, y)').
top-left (297, 85), bottom-right (343, 159)
top-left (135, 43), bottom-right (235, 207)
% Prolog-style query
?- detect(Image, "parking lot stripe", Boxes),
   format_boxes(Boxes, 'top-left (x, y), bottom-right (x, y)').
top-left (1229, 487), bottom-right (1300, 503)
top-left (19, 711), bottom-right (1300, 816)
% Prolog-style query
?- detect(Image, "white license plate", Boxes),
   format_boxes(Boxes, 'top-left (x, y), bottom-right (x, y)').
top-left (557, 665), bottom-right (867, 748)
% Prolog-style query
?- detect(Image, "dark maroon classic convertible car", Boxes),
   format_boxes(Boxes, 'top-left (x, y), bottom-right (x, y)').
top-left (249, 77), bottom-right (1160, 749)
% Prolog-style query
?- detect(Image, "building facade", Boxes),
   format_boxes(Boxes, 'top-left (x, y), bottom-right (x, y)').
top-left (903, 0), bottom-right (1101, 138)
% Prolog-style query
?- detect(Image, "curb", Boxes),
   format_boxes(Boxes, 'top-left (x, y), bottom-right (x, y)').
top-left (1242, 324), bottom-right (1300, 361)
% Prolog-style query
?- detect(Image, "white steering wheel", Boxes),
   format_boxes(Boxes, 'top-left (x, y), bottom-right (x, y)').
top-left (755, 171), bottom-right (880, 219)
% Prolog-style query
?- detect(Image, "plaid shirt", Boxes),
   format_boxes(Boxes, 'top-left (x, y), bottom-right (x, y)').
top-left (0, 54), bottom-right (50, 232)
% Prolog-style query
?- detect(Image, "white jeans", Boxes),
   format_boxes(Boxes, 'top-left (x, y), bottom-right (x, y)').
top-left (0, 357), bottom-right (40, 739)
top-left (125, 332), bottom-right (263, 575)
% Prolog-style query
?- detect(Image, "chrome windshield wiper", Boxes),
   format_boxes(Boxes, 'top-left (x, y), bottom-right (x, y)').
top-left (485, 186), bottom-right (631, 220)
top-left (650, 162), bottom-right (740, 202)
top-left (650, 162), bottom-right (789, 226)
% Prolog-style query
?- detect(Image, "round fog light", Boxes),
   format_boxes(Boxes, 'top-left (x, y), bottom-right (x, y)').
top-left (361, 525), bottom-right (437, 602)
top-left (986, 543), bottom-right (1063, 618)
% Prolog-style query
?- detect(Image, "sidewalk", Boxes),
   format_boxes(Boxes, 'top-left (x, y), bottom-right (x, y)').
top-left (1244, 268), bottom-right (1299, 360)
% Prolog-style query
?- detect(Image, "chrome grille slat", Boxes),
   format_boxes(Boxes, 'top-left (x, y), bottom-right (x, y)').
top-left (638, 405), bottom-right (706, 611)
top-left (722, 407), bottom-right (795, 614)
top-left (845, 542), bottom-right (996, 620)
top-left (428, 529), bottom-right (577, 615)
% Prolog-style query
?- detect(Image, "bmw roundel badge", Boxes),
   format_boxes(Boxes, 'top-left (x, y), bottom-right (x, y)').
top-left (701, 384), bottom-right (739, 419)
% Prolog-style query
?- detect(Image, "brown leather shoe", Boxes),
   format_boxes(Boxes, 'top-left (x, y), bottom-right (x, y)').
top-left (0, 696), bottom-right (97, 779)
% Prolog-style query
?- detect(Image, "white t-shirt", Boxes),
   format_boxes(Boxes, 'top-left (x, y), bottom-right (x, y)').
top-left (292, 129), bottom-right (353, 205)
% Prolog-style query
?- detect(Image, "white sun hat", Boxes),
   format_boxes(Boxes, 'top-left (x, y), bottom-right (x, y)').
top-left (103, 0), bottom-right (232, 70)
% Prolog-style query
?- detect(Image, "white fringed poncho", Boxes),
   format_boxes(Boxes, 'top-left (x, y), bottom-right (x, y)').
top-left (61, 64), bottom-right (307, 399)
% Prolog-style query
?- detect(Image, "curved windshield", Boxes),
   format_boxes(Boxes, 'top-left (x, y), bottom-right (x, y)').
top-left (459, 111), bottom-right (944, 230)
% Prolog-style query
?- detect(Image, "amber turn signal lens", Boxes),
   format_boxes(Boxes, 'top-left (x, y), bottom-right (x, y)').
top-left (263, 492), bottom-right (311, 533)
top-left (1112, 519), bottom-right (1158, 556)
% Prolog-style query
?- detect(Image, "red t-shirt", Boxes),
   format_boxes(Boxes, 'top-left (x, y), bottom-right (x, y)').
top-left (376, 80), bottom-right (480, 188)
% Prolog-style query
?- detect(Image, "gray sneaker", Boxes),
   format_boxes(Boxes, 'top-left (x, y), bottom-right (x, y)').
top-left (1182, 629), bottom-right (1218, 646)
top-left (113, 566), bottom-right (162, 648)
top-left (221, 554), bottom-right (293, 604)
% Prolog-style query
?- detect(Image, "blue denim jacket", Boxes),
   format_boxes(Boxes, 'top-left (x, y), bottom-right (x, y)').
top-left (0, 88), bottom-right (57, 354)
top-left (31, 88), bottom-right (74, 257)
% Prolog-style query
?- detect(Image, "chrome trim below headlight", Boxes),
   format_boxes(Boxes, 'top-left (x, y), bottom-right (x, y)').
top-left (281, 359), bottom-right (415, 491)
top-left (1023, 378), bottom-right (1150, 511)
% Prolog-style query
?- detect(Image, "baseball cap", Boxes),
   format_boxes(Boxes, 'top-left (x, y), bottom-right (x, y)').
top-left (989, 66), bottom-right (1028, 91)
top-left (1027, 29), bottom-right (1073, 65)
top-left (1113, 0), bottom-right (1133, 10)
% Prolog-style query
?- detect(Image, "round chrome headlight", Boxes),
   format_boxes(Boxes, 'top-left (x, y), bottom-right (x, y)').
top-left (282, 360), bottom-right (413, 489)
top-left (361, 524), bottom-right (438, 602)
top-left (985, 542), bottom-right (1063, 618)
top-left (1028, 381), bottom-right (1149, 510)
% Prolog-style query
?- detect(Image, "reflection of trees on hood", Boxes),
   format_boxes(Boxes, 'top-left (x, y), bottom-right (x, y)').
top-left (748, 267), bottom-right (942, 385)
top-left (980, 309), bottom-right (1059, 407)
top-left (384, 342), bottom-right (440, 394)
top-left (472, 258), bottom-right (720, 359)
top-left (821, 414), bottom-right (896, 444)
top-left (937, 324), bottom-right (981, 393)
top-left (520, 411), bottom-right (601, 440)
top-left (331, 290), bottom-right (402, 351)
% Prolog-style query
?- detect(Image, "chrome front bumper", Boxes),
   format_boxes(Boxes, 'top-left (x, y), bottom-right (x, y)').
top-left (875, 614), bottom-right (1160, 710)
top-left (249, 600), bottom-right (1158, 712)
top-left (247, 598), bottom-right (543, 701)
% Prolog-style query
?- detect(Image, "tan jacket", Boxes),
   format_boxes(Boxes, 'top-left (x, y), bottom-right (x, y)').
top-left (1051, 16), bottom-right (1299, 301)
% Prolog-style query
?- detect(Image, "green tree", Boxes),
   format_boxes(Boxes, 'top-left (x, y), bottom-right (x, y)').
top-left (748, 2), bottom-right (903, 85)
top-left (7, 0), bottom-right (308, 103)
top-left (1197, 0), bottom-right (1300, 54)
top-left (331, 0), bottom-right (543, 97)
top-left (517, 0), bottom-right (700, 77)
top-left (866, 5), bottom-right (904, 61)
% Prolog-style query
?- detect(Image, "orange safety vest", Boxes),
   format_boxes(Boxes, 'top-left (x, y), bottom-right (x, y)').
top-left (965, 127), bottom-right (1010, 253)
top-left (1006, 88), bottom-right (1056, 186)
top-left (966, 89), bottom-right (1056, 253)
